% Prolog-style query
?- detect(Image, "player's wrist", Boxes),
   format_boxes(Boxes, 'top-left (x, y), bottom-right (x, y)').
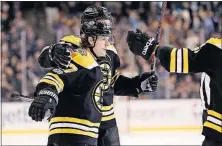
top-left (38, 89), bottom-right (58, 104)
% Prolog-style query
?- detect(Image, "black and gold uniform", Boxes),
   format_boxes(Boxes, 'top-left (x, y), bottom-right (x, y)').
top-left (38, 35), bottom-right (140, 131)
top-left (155, 38), bottom-right (222, 143)
top-left (36, 48), bottom-right (103, 146)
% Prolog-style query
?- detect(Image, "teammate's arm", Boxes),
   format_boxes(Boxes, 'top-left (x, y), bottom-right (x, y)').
top-left (28, 68), bottom-right (67, 122)
top-left (127, 29), bottom-right (221, 73)
top-left (155, 38), bottom-right (221, 73)
top-left (113, 72), bottom-right (158, 97)
top-left (29, 48), bottom-right (91, 122)
top-left (38, 35), bottom-right (81, 69)
top-left (109, 47), bottom-right (158, 97)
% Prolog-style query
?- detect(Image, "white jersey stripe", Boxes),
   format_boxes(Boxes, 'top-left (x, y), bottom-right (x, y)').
top-left (204, 74), bottom-right (211, 106)
top-left (207, 116), bottom-right (222, 126)
top-left (102, 108), bottom-right (114, 116)
top-left (49, 123), bottom-right (99, 133)
top-left (176, 49), bottom-right (182, 73)
top-left (200, 73), bottom-right (207, 110)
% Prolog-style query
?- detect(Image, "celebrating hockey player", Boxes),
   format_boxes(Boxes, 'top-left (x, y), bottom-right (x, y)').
top-left (31, 6), bottom-right (158, 146)
top-left (127, 29), bottom-right (222, 146)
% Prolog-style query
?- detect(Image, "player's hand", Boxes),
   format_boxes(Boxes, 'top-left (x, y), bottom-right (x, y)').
top-left (127, 29), bottom-right (159, 60)
top-left (134, 71), bottom-right (158, 93)
top-left (28, 90), bottom-right (58, 122)
top-left (49, 43), bottom-right (73, 69)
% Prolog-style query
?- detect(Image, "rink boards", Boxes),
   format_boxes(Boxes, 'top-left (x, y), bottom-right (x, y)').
top-left (2, 99), bottom-right (204, 145)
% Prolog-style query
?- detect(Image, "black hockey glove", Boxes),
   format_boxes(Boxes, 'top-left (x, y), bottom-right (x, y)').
top-left (127, 29), bottom-right (159, 61)
top-left (134, 71), bottom-right (158, 94)
top-left (28, 90), bottom-right (58, 122)
top-left (49, 43), bottom-right (73, 69)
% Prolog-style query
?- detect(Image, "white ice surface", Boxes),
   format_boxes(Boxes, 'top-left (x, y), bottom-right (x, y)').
top-left (2, 131), bottom-right (204, 145)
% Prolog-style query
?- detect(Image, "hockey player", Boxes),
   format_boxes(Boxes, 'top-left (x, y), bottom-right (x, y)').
top-left (34, 6), bottom-right (158, 146)
top-left (29, 19), bottom-right (113, 146)
top-left (126, 29), bottom-right (222, 146)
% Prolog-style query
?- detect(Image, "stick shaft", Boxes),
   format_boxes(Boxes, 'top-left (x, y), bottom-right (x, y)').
top-left (11, 93), bottom-right (34, 102)
top-left (150, 1), bottom-right (167, 71)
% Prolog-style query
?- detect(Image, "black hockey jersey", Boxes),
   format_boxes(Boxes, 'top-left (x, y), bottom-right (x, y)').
top-left (36, 49), bottom-right (103, 146)
top-left (97, 46), bottom-right (139, 128)
top-left (156, 38), bottom-right (222, 142)
top-left (38, 35), bottom-right (140, 129)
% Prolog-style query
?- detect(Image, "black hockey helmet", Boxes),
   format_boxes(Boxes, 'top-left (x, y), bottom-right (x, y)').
top-left (81, 5), bottom-right (113, 24)
top-left (80, 6), bottom-right (113, 47)
top-left (81, 20), bottom-right (112, 37)
top-left (80, 20), bottom-right (113, 48)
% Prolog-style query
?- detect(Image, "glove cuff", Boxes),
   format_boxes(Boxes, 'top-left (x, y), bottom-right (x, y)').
top-left (132, 75), bottom-right (143, 95)
top-left (142, 39), bottom-right (159, 61)
top-left (38, 90), bottom-right (58, 104)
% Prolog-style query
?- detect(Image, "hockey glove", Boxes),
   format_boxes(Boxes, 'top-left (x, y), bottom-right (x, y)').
top-left (49, 43), bottom-right (73, 69)
top-left (134, 71), bottom-right (158, 94)
top-left (127, 29), bottom-right (159, 61)
top-left (28, 90), bottom-right (58, 122)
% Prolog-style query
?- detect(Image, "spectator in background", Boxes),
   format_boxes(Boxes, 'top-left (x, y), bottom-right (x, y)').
top-left (1, 1), bottom-right (221, 101)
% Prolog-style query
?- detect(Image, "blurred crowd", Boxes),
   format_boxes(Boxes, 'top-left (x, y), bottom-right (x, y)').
top-left (1, 2), bottom-right (221, 101)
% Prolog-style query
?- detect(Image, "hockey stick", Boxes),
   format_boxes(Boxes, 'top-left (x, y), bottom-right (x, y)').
top-left (11, 93), bottom-right (35, 102)
top-left (150, 1), bottom-right (167, 71)
top-left (11, 93), bottom-right (52, 119)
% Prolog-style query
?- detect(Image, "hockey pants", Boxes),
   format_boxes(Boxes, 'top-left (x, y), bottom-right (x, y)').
top-left (97, 125), bottom-right (120, 146)
top-left (202, 137), bottom-right (222, 146)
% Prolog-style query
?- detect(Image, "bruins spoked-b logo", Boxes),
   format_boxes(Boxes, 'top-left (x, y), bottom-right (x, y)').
top-left (92, 61), bottom-right (112, 112)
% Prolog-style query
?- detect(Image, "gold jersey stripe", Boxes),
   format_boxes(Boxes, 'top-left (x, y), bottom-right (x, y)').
top-left (94, 93), bottom-right (101, 97)
top-left (64, 63), bottom-right (78, 73)
top-left (71, 51), bottom-right (98, 69)
top-left (208, 110), bottom-right (222, 120)
top-left (102, 104), bottom-right (114, 111)
top-left (60, 35), bottom-right (81, 47)
top-left (39, 79), bottom-right (60, 93)
top-left (170, 48), bottom-right (176, 72)
top-left (49, 117), bottom-right (100, 127)
top-left (111, 71), bottom-right (120, 87)
top-left (183, 48), bottom-right (189, 73)
top-left (101, 114), bottom-right (115, 121)
top-left (49, 128), bottom-right (98, 138)
top-left (106, 45), bottom-right (117, 54)
top-left (46, 73), bottom-right (64, 90)
top-left (204, 121), bottom-right (222, 133)
top-left (206, 38), bottom-right (222, 49)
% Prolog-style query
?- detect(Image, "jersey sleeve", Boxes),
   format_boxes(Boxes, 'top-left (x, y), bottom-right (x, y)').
top-left (113, 74), bottom-right (139, 97)
top-left (37, 48), bottom-right (98, 93)
top-left (156, 38), bottom-right (221, 73)
top-left (106, 45), bottom-right (139, 96)
top-left (36, 69), bottom-right (67, 95)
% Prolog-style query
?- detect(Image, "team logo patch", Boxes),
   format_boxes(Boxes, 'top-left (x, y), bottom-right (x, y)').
top-left (74, 49), bottom-right (87, 56)
top-left (52, 68), bottom-right (64, 74)
top-left (92, 61), bottom-right (112, 112)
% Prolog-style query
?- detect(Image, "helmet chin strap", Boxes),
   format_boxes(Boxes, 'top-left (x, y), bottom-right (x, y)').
top-left (89, 35), bottom-right (98, 58)
top-left (89, 47), bottom-right (98, 58)
top-left (88, 36), bottom-right (106, 61)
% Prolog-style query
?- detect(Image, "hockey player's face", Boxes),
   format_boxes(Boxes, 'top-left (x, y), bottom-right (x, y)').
top-left (93, 36), bottom-right (110, 57)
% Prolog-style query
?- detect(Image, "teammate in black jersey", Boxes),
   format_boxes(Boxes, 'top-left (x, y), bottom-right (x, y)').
top-left (36, 6), bottom-right (158, 146)
top-left (127, 29), bottom-right (222, 146)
